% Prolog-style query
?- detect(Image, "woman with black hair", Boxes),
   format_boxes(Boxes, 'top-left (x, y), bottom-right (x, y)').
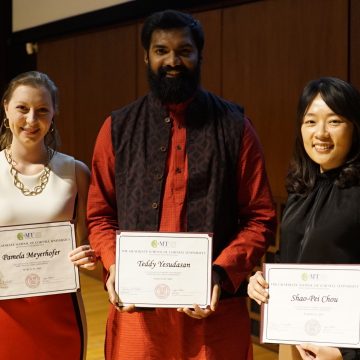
top-left (248, 77), bottom-right (360, 360)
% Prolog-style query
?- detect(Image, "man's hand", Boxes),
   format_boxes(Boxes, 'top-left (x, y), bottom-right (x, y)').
top-left (106, 264), bottom-right (136, 313)
top-left (176, 269), bottom-right (221, 319)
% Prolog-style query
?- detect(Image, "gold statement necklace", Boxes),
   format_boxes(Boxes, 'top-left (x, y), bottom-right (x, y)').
top-left (4, 147), bottom-right (51, 196)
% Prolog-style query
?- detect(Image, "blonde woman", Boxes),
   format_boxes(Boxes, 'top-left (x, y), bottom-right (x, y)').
top-left (0, 71), bottom-right (96, 359)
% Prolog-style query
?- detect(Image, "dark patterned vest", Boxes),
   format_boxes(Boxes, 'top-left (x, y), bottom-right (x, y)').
top-left (111, 90), bottom-right (244, 259)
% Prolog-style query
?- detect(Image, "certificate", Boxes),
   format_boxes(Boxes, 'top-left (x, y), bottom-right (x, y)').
top-left (115, 231), bottom-right (212, 308)
top-left (0, 221), bottom-right (79, 300)
top-left (261, 263), bottom-right (360, 348)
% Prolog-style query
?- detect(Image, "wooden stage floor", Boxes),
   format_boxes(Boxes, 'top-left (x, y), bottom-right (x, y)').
top-left (80, 273), bottom-right (278, 360)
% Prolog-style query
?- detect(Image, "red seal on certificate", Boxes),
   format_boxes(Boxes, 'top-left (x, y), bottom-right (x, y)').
top-left (154, 284), bottom-right (170, 299)
top-left (25, 273), bottom-right (40, 288)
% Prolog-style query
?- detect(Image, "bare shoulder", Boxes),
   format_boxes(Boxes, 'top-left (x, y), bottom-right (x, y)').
top-left (75, 159), bottom-right (90, 175)
top-left (75, 159), bottom-right (90, 189)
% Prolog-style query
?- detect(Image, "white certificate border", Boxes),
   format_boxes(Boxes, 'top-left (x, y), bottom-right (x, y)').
top-left (115, 231), bottom-right (213, 308)
top-left (261, 263), bottom-right (360, 348)
top-left (0, 221), bottom-right (79, 300)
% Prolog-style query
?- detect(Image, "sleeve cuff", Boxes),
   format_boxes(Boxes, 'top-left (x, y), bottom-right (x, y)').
top-left (339, 348), bottom-right (360, 360)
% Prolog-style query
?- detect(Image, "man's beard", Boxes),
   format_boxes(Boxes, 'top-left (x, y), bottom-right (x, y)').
top-left (147, 63), bottom-right (201, 104)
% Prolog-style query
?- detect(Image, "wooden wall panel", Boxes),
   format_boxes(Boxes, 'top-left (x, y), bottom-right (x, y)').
top-left (38, 24), bottom-right (137, 167)
top-left (222, 0), bottom-right (348, 198)
top-left (193, 9), bottom-right (222, 95)
top-left (350, 0), bottom-right (360, 89)
top-left (74, 25), bottom-right (137, 165)
top-left (37, 37), bottom-right (76, 156)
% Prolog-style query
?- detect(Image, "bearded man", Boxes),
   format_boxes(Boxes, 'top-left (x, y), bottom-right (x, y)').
top-left (87, 9), bottom-right (276, 360)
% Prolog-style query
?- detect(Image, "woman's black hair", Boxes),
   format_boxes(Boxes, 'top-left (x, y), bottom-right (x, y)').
top-left (141, 9), bottom-right (204, 56)
top-left (287, 77), bottom-right (360, 194)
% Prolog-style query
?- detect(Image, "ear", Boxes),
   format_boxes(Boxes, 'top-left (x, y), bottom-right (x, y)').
top-left (144, 50), bottom-right (149, 65)
top-left (3, 101), bottom-right (9, 116)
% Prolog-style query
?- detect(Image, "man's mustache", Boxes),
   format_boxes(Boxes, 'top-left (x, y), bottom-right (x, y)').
top-left (158, 65), bottom-right (189, 77)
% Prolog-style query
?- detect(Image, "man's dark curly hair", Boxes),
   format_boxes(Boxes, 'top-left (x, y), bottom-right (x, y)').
top-left (287, 77), bottom-right (360, 195)
top-left (141, 9), bottom-right (204, 56)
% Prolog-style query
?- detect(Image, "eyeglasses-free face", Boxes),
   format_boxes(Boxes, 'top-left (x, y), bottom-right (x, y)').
top-left (4, 85), bottom-right (54, 149)
top-left (301, 93), bottom-right (354, 172)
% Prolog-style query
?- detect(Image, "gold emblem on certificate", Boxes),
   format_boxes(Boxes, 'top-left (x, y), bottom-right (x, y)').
top-left (115, 231), bottom-right (213, 308)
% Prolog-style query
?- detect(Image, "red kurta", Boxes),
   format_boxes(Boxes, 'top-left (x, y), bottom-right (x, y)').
top-left (88, 103), bottom-right (276, 359)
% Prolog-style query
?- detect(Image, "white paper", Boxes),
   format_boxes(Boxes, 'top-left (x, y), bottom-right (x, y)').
top-left (0, 221), bottom-right (79, 300)
top-left (261, 263), bottom-right (360, 348)
top-left (115, 231), bottom-right (213, 308)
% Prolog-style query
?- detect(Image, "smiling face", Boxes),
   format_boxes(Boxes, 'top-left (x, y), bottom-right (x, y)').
top-left (145, 27), bottom-right (199, 76)
top-left (144, 27), bottom-right (201, 103)
top-left (301, 93), bottom-right (354, 172)
top-left (4, 85), bottom-right (54, 149)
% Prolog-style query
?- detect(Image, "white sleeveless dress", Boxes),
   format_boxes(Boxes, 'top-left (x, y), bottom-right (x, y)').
top-left (0, 150), bottom-right (85, 360)
top-left (0, 150), bottom-right (77, 224)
